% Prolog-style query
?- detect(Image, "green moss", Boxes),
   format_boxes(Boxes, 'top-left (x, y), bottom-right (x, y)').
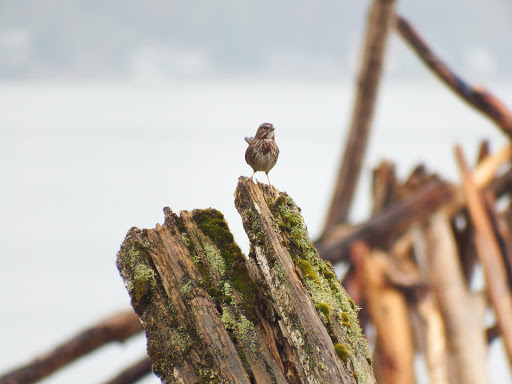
top-left (342, 312), bottom-right (351, 328)
top-left (334, 343), bottom-right (350, 365)
top-left (322, 268), bottom-right (336, 280)
top-left (297, 259), bottom-right (320, 284)
top-left (179, 279), bottom-right (193, 297)
top-left (317, 302), bottom-right (331, 323)
top-left (194, 209), bottom-right (244, 269)
top-left (132, 262), bottom-right (157, 302)
top-left (277, 220), bottom-right (287, 232)
top-left (207, 287), bottom-right (223, 300)
top-left (221, 308), bottom-right (235, 329)
top-left (181, 232), bottom-right (190, 246)
top-left (169, 326), bottom-right (192, 352)
top-left (196, 368), bottom-right (224, 384)
top-left (221, 309), bottom-right (258, 353)
top-left (230, 261), bottom-right (258, 321)
top-left (203, 243), bottom-right (226, 277)
top-left (235, 314), bottom-right (258, 352)
top-left (241, 188), bottom-right (373, 371)
top-left (320, 262), bottom-right (337, 280)
top-left (268, 193), bottom-right (312, 260)
top-left (266, 192), bottom-right (372, 366)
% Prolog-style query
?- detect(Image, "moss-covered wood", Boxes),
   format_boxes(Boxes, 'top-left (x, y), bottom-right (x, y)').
top-left (235, 177), bottom-right (375, 384)
top-left (116, 177), bottom-right (375, 384)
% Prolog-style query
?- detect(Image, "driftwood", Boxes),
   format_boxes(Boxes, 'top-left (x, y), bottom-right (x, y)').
top-left (317, 144), bottom-right (512, 264)
top-left (363, 163), bottom-right (416, 384)
top-left (395, 14), bottom-right (512, 138)
top-left (324, 0), bottom-right (396, 230)
top-left (104, 357), bottom-right (152, 384)
top-left (318, 179), bottom-right (453, 262)
top-left (0, 310), bottom-right (143, 384)
top-left (4, 6), bottom-right (512, 384)
top-left (456, 147), bottom-right (512, 366)
top-left (362, 248), bottom-right (416, 384)
top-left (338, 142), bottom-right (512, 382)
top-left (414, 211), bottom-right (489, 384)
top-left (116, 177), bottom-right (375, 384)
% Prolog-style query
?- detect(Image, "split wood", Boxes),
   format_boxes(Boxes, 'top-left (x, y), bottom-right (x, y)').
top-left (116, 177), bottom-right (375, 384)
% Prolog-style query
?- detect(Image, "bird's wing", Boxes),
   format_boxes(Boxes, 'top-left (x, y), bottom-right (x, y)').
top-left (244, 137), bottom-right (254, 144)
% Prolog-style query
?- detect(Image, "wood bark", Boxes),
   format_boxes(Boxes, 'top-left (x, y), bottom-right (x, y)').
top-left (116, 177), bottom-right (375, 384)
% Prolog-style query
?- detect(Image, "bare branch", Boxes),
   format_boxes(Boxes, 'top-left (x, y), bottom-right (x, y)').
top-left (323, 0), bottom-right (397, 230)
top-left (395, 14), bottom-right (512, 138)
top-left (0, 310), bottom-right (142, 384)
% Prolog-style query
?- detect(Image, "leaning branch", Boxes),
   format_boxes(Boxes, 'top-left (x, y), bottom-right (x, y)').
top-left (395, 14), bottom-right (512, 138)
top-left (0, 310), bottom-right (142, 384)
top-left (318, 179), bottom-right (453, 262)
top-left (324, 0), bottom-right (397, 230)
top-left (104, 357), bottom-right (152, 384)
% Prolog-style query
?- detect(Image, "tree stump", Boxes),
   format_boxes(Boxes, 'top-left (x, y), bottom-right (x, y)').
top-left (116, 177), bottom-right (375, 384)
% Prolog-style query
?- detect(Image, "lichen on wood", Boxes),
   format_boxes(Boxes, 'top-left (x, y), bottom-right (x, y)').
top-left (235, 177), bottom-right (375, 383)
top-left (116, 177), bottom-right (375, 383)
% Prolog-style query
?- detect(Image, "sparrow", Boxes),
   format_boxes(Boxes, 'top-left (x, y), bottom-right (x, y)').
top-left (245, 123), bottom-right (279, 187)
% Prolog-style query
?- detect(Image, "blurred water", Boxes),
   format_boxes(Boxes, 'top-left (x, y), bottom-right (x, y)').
top-left (1, 79), bottom-right (511, 383)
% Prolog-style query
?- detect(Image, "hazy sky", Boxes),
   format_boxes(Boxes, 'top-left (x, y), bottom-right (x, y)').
top-left (0, 0), bottom-right (511, 80)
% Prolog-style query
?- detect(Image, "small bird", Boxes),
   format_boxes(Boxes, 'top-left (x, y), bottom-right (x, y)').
top-left (245, 123), bottom-right (280, 187)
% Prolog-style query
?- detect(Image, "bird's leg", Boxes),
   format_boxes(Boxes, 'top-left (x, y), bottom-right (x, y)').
top-left (249, 171), bottom-right (256, 182)
top-left (266, 173), bottom-right (272, 189)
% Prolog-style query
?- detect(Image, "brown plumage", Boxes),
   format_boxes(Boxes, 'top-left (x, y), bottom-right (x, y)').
top-left (245, 123), bottom-right (279, 187)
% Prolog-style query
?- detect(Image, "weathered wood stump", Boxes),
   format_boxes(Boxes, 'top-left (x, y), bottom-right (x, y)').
top-left (116, 177), bottom-right (375, 383)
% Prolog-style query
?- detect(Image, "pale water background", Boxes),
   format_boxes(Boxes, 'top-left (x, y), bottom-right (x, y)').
top-left (1, 78), bottom-right (512, 383)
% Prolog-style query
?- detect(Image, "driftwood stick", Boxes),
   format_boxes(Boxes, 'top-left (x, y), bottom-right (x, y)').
top-left (395, 14), bottom-right (512, 138)
top-left (319, 144), bottom-right (512, 263)
top-left (476, 140), bottom-right (491, 164)
top-left (323, 0), bottom-right (396, 230)
top-left (455, 146), bottom-right (512, 366)
top-left (415, 211), bottom-right (489, 384)
top-left (483, 192), bottom-right (512, 287)
top-left (472, 143), bottom-right (512, 188)
top-left (416, 294), bottom-right (450, 384)
top-left (104, 357), bottom-right (152, 384)
top-left (318, 179), bottom-right (453, 262)
top-left (0, 310), bottom-right (142, 384)
top-left (116, 177), bottom-right (375, 384)
top-left (489, 164), bottom-right (512, 198)
top-left (412, 223), bottom-right (460, 384)
top-left (362, 248), bottom-right (416, 384)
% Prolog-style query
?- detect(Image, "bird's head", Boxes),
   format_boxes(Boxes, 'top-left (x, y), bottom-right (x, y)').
top-left (255, 123), bottom-right (275, 139)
